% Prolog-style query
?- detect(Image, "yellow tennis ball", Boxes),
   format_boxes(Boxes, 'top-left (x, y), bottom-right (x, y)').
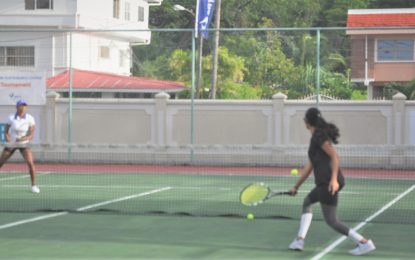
top-left (247, 213), bottom-right (255, 220)
top-left (291, 168), bottom-right (299, 175)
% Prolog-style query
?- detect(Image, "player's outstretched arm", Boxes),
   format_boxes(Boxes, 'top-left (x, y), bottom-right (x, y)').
top-left (290, 161), bottom-right (313, 195)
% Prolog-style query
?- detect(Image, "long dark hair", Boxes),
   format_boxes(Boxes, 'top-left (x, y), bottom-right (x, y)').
top-left (305, 108), bottom-right (340, 144)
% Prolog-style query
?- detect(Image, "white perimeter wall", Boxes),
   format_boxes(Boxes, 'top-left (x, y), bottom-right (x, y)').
top-left (0, 92), bottom-right (412, 146)
top-left (1, 92), bottom-right (414, 167)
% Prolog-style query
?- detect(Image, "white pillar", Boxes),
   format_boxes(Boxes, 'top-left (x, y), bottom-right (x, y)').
top-left (45, 91), bottom-right (60, 144)
top-left (392, 92), bottom-right (407, 145)
top-left (367, 83), bottom-right (373, 100)
top-left (154, 92), bottom-right (170, 146)
top-left (390, 92), bottom-right (407, 167)
top-left (272, 92), bottom-right (287, 145)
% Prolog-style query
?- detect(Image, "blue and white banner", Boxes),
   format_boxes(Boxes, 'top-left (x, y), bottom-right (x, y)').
top-left (195, 0), bottom-right (216, 39)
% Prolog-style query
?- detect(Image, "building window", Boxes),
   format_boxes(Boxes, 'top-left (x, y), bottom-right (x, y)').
top-left (125, 2), bottom-right (131, 21)
top-left (377, 39), bottom-right (415, 62)
top-left (0, 46), bottom-right (35, 67)
top-left (113, 0), bottom-right (120, 18)
top-left (100, 46), bottom-right (110, 59)
top-left (25, 0), bottom-right (53, 10)
top-left (138, 6), bottom-right (144, 22)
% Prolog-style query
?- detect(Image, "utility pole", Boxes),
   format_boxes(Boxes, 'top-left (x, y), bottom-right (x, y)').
top-left (196, 35), bottom-right (203, 99)
top-left (209, 0), bottom-right (221, 99)
top-left (173, 4), bottom-right (202, 99)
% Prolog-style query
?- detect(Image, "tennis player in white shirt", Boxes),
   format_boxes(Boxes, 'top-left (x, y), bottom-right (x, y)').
top-left (0, 100), bottom-right (39, 193)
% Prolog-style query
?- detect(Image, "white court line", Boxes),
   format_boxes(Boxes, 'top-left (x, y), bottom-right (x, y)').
top-left (0, 172), bottom-right (51, 182)
top-left (76, 186), bottom-right (171, 211)
top-left (294, 190), bottom-right (401, 196)
top-left (0, 186), bottom-right (171, 231)
top-left (2, 184), bottom-right (232, 191)
top-left (3, 184), bottom-right (157, 189)
top-left (0, 212), bottom-right (68, 230)
top-left (311, 184), bottom-right (415, 260)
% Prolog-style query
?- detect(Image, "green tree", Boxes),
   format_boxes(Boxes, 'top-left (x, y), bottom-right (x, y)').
top-left (230, 18), bottom-right (301, 98)
top-left (369, 0), bottom-right (415, 8)
top-left (220, 0), bottom-right (321, 28)
top-left (202, 47), bottom-right (249, 98)
top-left (351, 89), bottom-right (368, 100)
top-left (384, 80), bottom-right (415, 100)
top-left (321, 69), bottom-right (352, 99)
top-left (319, 0), bottom-right (369, 27)
top-left (218, 82), bottom-right (261, 99)
top-left (144, 46), bottom-right (253, 99)
top-left (135, 0), bottom-right (413, 100)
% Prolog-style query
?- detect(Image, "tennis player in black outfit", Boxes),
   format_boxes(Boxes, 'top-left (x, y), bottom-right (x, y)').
top-left (288, 108), bottom-right (375, 256)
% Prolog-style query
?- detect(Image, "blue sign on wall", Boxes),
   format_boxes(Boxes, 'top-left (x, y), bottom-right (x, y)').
top-left (0, 124), bottom-right (5, 142)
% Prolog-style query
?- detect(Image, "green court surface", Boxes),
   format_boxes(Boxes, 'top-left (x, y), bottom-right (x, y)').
top-left (0, 170), bottom-right (414, 259)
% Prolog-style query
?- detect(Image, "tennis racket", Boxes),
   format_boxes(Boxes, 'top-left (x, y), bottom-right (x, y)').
top-left (239, 182), bottom-right (291, 206)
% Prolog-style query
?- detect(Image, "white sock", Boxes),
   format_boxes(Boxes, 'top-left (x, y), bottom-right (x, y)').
top-left (297, 213), bottom-right (313, 239)
top-left (348, 229), bottom-right (364, 244)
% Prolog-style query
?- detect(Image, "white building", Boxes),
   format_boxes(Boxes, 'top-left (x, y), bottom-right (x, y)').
top-left (0, 0), bottom-right (184, 99)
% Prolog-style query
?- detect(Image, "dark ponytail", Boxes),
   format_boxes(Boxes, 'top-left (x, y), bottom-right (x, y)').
top-left (305, 108), bottom-right (340, 144)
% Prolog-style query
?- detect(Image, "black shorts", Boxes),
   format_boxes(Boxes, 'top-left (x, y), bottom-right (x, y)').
top-left (3, 147), bottom-right (28, 154)
top-left (307, 184), bottom-right (344, 206)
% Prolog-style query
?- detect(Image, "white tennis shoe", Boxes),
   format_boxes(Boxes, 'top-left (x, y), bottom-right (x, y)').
top-left (349, 240), bottom-right (376, 255)
top-left (31, 185), bottom-right (40, 193)
top-left (289, 239), bottom-right (304, 251)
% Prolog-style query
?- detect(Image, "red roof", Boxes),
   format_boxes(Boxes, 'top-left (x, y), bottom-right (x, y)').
top-left (47, 69), bottom-right (185, 92)
top-left (347, 12), bottom-right (415, 28)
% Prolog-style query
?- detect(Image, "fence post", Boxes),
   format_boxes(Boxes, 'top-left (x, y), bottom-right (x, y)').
top-left (68, 31), bottom-right (73, 160)
top-left (272, 92), bottom-right (287, 145)
top-left (190, 30), bottom-right (196, 162)
top-left (155, 92), bottom-right (170, 146)
top-left (316, 28), bottom-right (321, 108)
top-left (45, 91), bottom-right (60, 144)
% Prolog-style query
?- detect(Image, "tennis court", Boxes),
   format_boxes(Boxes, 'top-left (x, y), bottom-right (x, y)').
top-left (0, 158), bottom-right (414, 259)
top-left (1, 2), bottom-right (415, 259)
